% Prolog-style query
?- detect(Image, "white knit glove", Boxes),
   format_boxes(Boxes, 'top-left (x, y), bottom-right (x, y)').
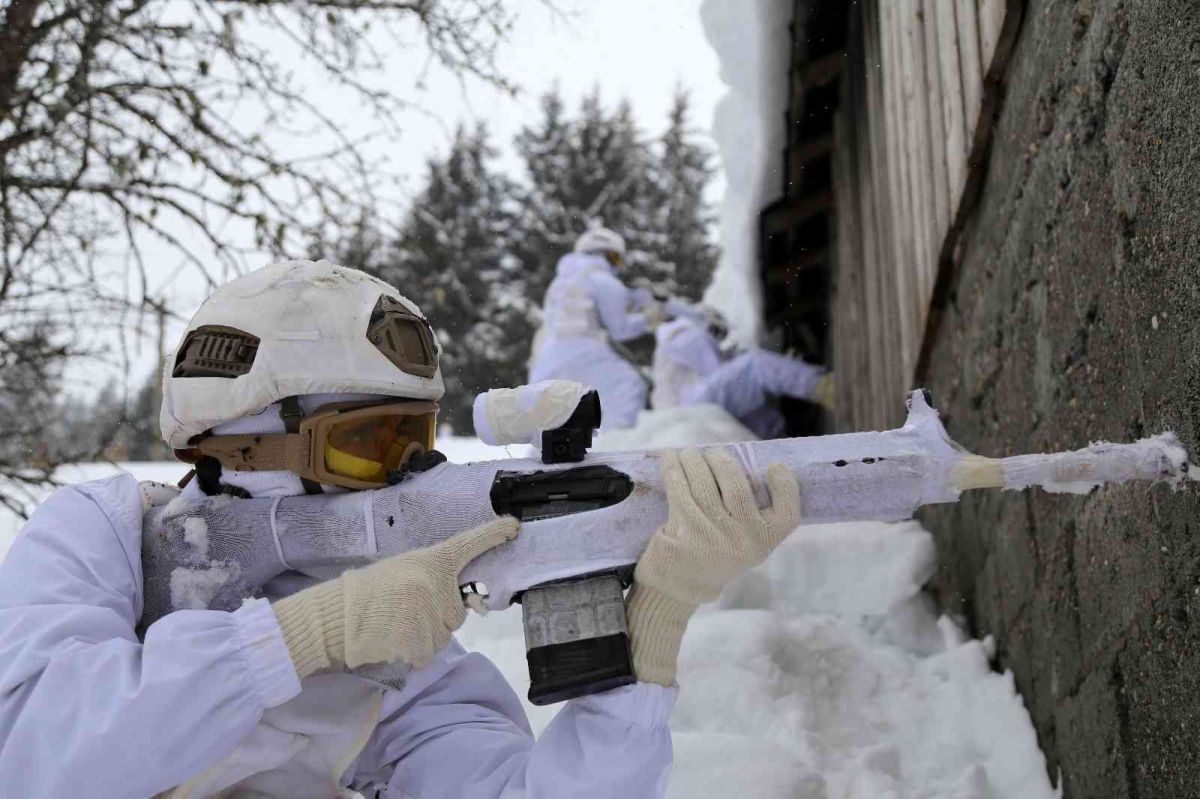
top-left (272, 516), bottom-right (520, 678)
top-left (627, 449), bottom-right (801, 686)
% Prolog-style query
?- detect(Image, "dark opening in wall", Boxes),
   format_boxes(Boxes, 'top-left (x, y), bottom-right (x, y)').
top-left (758, 0), bottom-right (847, 437)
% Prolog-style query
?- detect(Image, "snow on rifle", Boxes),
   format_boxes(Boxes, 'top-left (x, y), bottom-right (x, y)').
top-left (141, 389), bottom-right (1193, 702)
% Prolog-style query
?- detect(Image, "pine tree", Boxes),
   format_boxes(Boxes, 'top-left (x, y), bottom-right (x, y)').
top-left (370, 126), bottom-right (532, 432)
top-left (649, 90), bottom-right (720, 300)
top-left (513, 89), bottom-right (654, 301)
top-left (322, 209), bottom-right (389, 276)
top-left (513, 87), bottom-right (718, 303)
top-left (117, 370), bottom-right (172, 461)
top-left (511, 90), bottom-right (585, 302)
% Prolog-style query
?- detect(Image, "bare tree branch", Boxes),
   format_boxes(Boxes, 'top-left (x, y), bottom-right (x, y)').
top-left (0, 0), bottom-right (522, 508)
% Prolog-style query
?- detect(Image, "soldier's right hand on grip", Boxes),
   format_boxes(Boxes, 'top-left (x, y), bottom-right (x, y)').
top-left (271, 516), bottom-right (520, 679)
top-left (626, 448), bottom-right (800, 687)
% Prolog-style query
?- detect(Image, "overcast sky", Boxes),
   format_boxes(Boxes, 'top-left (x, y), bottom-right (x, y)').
top-left (387, 0), bottom-right (727, 189)
top-left (87, 0), bottom-right (726, 395)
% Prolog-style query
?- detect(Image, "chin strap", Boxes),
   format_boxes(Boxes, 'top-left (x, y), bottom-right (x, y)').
top-left (281, 395), bottom-right (324, 495)
top-left (194, 455), bottom-right (251, 499)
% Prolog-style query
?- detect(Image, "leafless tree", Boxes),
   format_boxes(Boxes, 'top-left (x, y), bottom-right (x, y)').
top-left (0, 0), bottom-right (518, 513)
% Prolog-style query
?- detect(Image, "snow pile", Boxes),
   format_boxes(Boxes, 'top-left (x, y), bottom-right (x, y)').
top-left (698, 0), bottom-right (792, 345)
top-left (182, 516), bottom-right (209, 555)
top-left (671, 522), bottom-right (1057, 799)
top-left (170, 564), bottom-right (236, 610)
top-left (460, 518), bottom-right (1058, 799)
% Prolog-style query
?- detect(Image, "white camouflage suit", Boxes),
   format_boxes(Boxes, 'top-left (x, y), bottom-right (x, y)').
top-left (529, 253), bottom-right (653, 430)
top-left (652, 316), bottom-right (825, 439)
top-left (0, 466), bottom-right (676, 798)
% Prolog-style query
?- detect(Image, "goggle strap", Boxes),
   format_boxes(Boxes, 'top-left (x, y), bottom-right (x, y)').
top-left (188, 401), bottom-right (438, 489)
top-left (279, 396), bottom-right (304, 433)
top-left (194, 432), bottom-right (311, 476)
top-left (280, 396), bottom-right (323, 495)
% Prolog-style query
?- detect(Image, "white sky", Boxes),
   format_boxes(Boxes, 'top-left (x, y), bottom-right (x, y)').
top-left (389, 0), bottom-right (727, 187)
top-left (86, 0), bottom-right (726, 397)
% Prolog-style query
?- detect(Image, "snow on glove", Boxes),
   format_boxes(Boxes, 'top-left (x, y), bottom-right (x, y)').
top-left (140, 465), bottom-right (510, 628)
top-left (140, 496), bottom-right (288, 629)
top-left (271, 516), bottom-right (520, 678)
top-left (626, 448), bottom-right (800, 686)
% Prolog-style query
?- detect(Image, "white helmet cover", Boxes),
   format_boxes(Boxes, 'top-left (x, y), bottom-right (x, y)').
top-left (161, 259), bottom-right (444, 449)
top-left (573, 226), bottom-right (626, 257)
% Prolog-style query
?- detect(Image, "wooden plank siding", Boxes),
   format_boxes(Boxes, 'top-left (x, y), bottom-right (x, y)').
top-left (821, 0), bottom-right (1022, 430)
top-left (861, 0), bottom-right (893, 430)
top-left (936, 1), bottom-right (969, 217)
top-left (923, 1), bottom-right (951, 274)
top-left (754, 0), bottom-right (1022, 431)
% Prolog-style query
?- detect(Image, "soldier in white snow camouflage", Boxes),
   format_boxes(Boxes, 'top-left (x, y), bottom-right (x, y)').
top-left (0, 259), bottom-right (802, 799)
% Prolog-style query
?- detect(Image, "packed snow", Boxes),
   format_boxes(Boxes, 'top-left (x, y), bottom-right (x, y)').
top-left (699, 0), bottom-right (792, 346)
top-left (0, 408), bottom-right (1058, 798)
top-left (171, 563), bottom-right (237, 610)
top-left (182, 516), bottom-right (210, 555)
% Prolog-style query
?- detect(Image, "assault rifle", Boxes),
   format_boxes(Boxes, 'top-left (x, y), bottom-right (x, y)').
top-left (141, 390), bottom-right (1192, 704)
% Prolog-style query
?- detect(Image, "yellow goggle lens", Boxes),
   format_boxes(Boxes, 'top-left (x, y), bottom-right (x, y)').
top-left (323, 411), bottom-right (435, 483)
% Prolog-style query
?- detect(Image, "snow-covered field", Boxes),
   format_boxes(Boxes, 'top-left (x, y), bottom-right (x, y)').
top-left (0, 409), bottom-right (1058, 798)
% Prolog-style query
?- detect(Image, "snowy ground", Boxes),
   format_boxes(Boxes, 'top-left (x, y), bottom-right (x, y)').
top-left (0, 406), bottom-right (1058, 798)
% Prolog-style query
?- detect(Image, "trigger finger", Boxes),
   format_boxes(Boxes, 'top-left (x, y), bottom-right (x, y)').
top-left (441, 516), bottom-right (520, 573)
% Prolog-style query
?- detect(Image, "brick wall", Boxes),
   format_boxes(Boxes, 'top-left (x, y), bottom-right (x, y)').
top-left (919, 2), bottom-right (1200, 796)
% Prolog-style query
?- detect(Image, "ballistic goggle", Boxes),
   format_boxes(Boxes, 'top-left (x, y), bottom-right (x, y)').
top-left (178, 400), bottom-right (437, 490)
top-left (583, 249), bottom-right (624, 268)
